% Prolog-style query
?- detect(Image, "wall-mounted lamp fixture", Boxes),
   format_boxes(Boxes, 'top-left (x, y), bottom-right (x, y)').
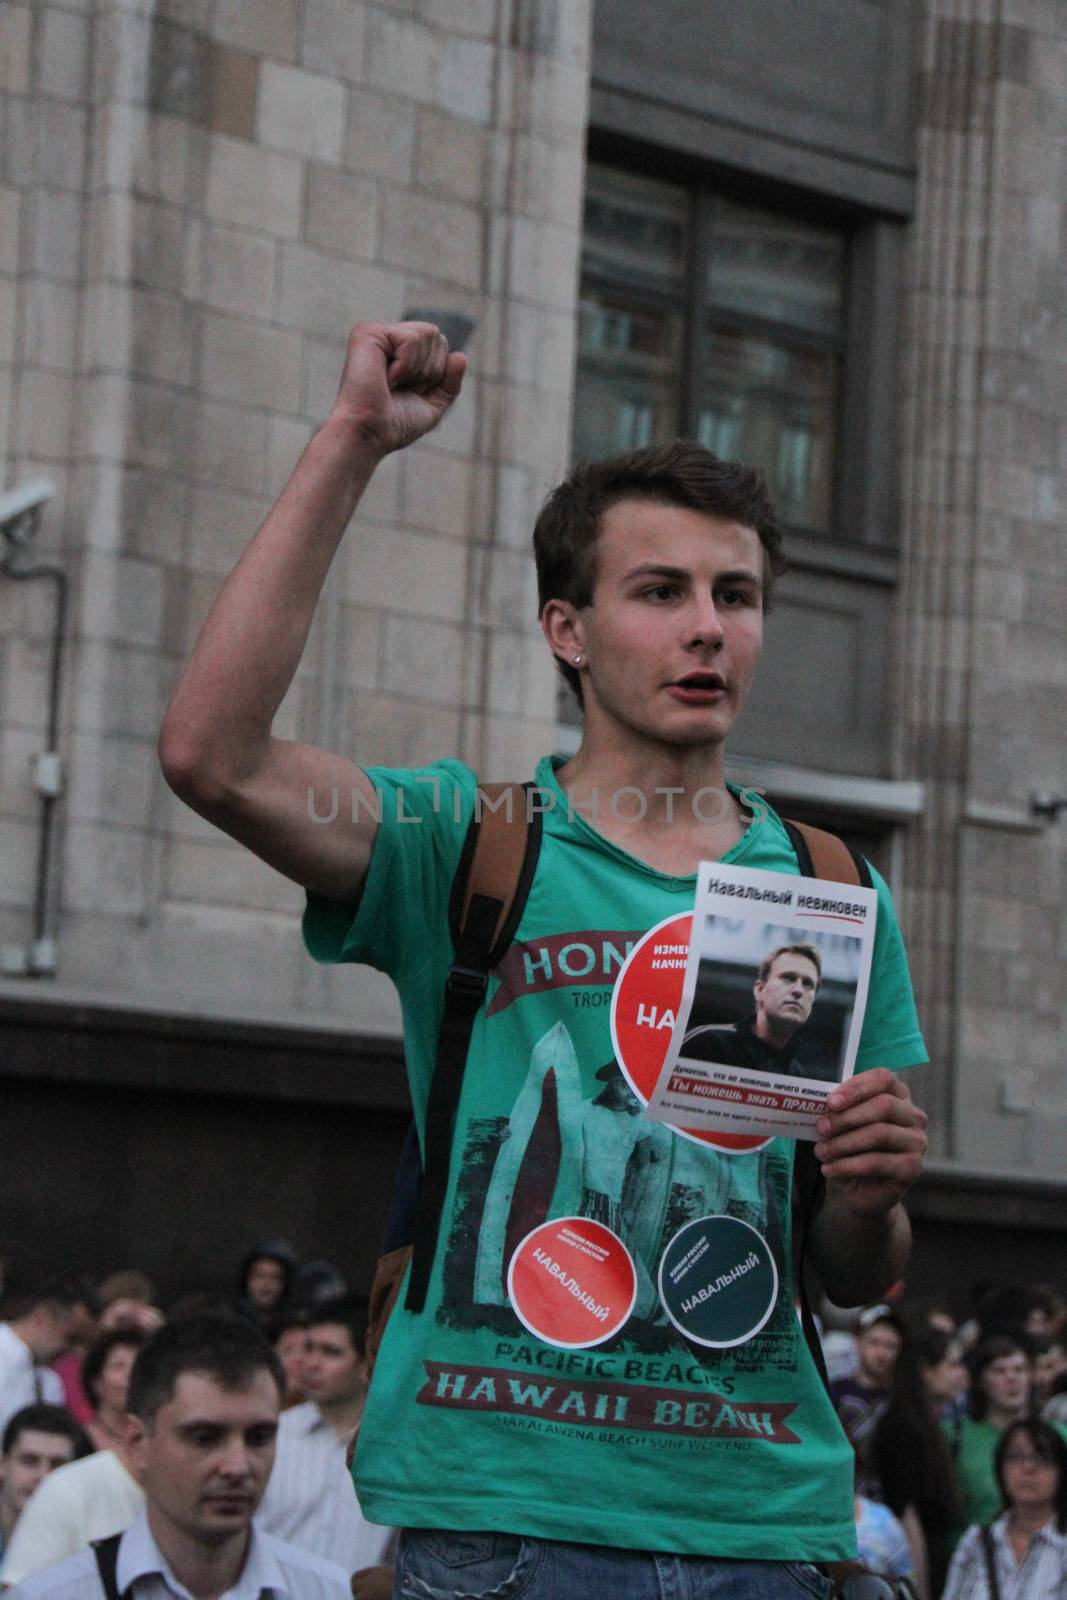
top-left (1030, 792), bottom-right (1067, 823)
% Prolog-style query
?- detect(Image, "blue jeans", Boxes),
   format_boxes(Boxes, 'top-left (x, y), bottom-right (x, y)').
top-left (394, 1530), bottom-right (833, 1599)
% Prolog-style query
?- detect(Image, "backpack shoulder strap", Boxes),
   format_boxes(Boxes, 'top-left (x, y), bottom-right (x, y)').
top-left (92, 1533), bottom-right (123, 1600)
top-left (404, 782), bottom-right (542, 1313)
top-left (782, 817), bottom-right (872, 889)
top-left (980, 1524), bottom-right (1002, 1600)
top-left (783, 815), bottom-right (871, 1391)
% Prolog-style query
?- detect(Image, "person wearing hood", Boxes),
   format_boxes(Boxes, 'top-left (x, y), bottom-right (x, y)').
top-left (235, 1242), bottom-right (296, 1331)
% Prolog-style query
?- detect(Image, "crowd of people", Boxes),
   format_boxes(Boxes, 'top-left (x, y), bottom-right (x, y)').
top-left (0, 1254), bottom-right (1065, 1598)
top-left (821, 1281), bottom-right (1067, 1597)
top-left (0, 1250), bottom-right (394, 1598)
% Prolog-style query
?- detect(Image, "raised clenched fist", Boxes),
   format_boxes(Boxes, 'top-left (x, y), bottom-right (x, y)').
top-left (330, 320), bottom-right (467, 458)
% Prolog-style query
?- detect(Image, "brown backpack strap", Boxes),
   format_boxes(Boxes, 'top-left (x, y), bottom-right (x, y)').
top-left (782, 817), bottom-right (872, 889)
top-left (365, 1245), bottom-right (412, 1380)
top-left (405, 782), bottom-right (542, 1313)
top-left (449, 784), bottom-right (538, 961)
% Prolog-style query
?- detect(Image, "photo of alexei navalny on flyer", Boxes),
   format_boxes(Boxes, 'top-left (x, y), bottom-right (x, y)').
top-left (645, 860), bottom-right (877, 1140)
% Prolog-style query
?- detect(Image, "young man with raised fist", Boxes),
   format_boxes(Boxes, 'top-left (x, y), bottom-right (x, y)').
top-left (161, 322), bottom-right (928, 1599)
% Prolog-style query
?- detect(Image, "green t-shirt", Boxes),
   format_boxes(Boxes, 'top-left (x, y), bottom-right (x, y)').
top-left (305, 757), bottom-right (927, 1561)
top-left (948, 1415), bottom-right (1067, 1539)
top-left (950, 1417), bottom-right (1004, 1532)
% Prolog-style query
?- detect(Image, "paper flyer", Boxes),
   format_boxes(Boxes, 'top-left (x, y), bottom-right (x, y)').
top-left (639, 860), bottom-right (877, 1140)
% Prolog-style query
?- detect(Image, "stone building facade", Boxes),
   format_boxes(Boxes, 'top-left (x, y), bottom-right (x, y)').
top-left (1, 0), bottom-right (1065, 1299)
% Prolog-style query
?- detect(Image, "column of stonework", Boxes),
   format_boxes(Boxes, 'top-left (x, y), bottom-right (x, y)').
top-left (899, 0), bottom-right (1067, 1172)
top-left (1, 0), bottom-right (593, 1035)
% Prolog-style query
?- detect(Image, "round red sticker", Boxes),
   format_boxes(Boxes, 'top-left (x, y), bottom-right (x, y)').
top-left (507, 1217), bottom-right (637, 1349)
top-left (609, 912), bottom-right (770, 1154)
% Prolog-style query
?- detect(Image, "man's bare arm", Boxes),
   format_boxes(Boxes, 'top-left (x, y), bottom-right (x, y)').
top-left (807, 1068), bottom-right (928, 1307)
top-left (159, 322), bottom-right (466, 900)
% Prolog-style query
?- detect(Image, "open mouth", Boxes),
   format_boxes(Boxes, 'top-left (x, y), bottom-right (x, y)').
top-left (667, 672), bottom-right (726, 702)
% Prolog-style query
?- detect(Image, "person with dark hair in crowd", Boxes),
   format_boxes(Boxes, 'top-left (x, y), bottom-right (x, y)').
top-left (234, 1241), bottom-right (295, 1331)
top-left (288, 1262), bottom-right (347, 1313)
top-left (0, 1406), bottom-right (144, 1584)
top-left (915, 1324), bottom-right (969, 1425)
top-left (257, 1296), bottom-right (395, 1588)
top-left (943, 1418), bottom-right (1067, 1598)
top-left (948, 1334), bottom-right (1042, 1540)
top-left (269, 1312), bottom-right (309, 1411)
top-left (0, 1407), bottom-right (90, 1559)
top-left (6, 1313), bottom-right (350, 1600)
top-left (867, 1329), bottom-right (963, 1596)
top-left (81, 1330), bottom-right (146, 1455)
top-left (1031, 1333), bottom-right (1067, 1414)
top-left (830, 1306), bottom-right (906, 1489)
top-left (0, 1285), bottom-right (96, 1437)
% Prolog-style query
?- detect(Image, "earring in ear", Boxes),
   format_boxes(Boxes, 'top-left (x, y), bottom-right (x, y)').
top-left (572, 654), bottom-right (583, 666)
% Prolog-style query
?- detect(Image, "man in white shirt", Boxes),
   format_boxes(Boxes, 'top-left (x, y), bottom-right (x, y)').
top-left (257, 1297), bottom-right (395, 1584)
top-left (0, 1285), bottom-right (92, 1437)
top-left (6, 1314), bottom-right (350, 1600)
top-left (0, 1440), bottom-right (145, 1584)
top-left (0, 1406), bottom-right (89, 1560)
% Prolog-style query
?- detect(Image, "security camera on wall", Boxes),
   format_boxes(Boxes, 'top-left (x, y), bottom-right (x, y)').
top-left (0, 477), bottom-right (56, 544)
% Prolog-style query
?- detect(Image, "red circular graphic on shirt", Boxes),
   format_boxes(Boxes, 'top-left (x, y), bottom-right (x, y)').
top-left (507, 1217), bottom-right (637, 1349)
top-left (609, 912), bottom-right (770, 1154)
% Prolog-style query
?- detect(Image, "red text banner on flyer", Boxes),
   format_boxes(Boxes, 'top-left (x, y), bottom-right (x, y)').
top-left (643, 861), bottom-right (877, 1140)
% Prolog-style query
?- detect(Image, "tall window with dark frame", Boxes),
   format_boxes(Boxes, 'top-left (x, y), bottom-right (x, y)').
top-left (574, 164), bottom-right (846, 537)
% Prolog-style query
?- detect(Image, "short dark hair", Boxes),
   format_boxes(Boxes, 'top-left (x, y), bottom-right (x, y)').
top-left (269, 1309), bottom-right (310, 1344)
top-left (2, 1403), bottom-right (90, 1459)
top-left (757, 942), bottom-right (822, 987)
top-left (995, 1419), bottom-right (1067, 1530)
top-left (305, 1294), bottom-right (366, 1359)
top-left (4, 1279), bottom-right (96, 1322)
top-left (82, 1327), bottom-right (148, 1409)
top-left (969, 1333), bottom-right (1030, 1421)
top-left (126, 1314), bottom-right (283, 1424)
top-left (533, 440), bottom-right (785, 702)
top-left (912, 1325), bottom-right (957, 1372)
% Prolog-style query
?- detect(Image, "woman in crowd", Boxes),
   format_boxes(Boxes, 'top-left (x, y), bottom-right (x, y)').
top-left (81, 1328), bottom-right (146, 1453)
top-left (915, 1325), bottom-right (969, 1424)
top-left (942, 1418), bottom-right (1067, 1598)
top-left (868, 1330), bottom-right (962, 1597)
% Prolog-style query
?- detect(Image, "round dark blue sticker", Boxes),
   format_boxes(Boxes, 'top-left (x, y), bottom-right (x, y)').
top-left (657, 1214), bottom-right (777, 1348)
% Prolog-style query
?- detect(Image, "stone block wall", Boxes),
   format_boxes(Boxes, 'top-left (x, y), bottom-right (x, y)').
top-left (899, 0), bottom-right (1067, 1176)
top-left (0, 0), bottom-right (592, 1031)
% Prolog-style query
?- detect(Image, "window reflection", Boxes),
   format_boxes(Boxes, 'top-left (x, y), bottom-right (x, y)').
top-left (699, 327), bottom-right (839, 529)
top-left (574, 169), bottom-right (686, 464)
top-left (575, 164), bottom-right (846, 536)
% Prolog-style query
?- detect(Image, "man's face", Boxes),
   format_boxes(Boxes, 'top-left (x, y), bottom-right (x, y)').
top-left (245, 1258), bottom-right (285, 1312)
top-left (301, 1323), bottom-right (365, 1409)
top-left (129, 1370), bottom-right (278, 1547)
top-left (274, 1327), bottom-right (308, 1400)
top-left (25, 1305), bottom-right (77, 1365)
top-left (754, 952), bottom-right (820, 1037)
top-left (0, 1429), bottom-right (76, 1520)
top-left (1035, 1342), bottom-right (1067, 1396)
top-left (551, 500), bottom-right (765, 755)
top-left (857, 1322), bottom-right (903, 1386)
top-left (982, 1352), bottom-right (1031, 1417)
